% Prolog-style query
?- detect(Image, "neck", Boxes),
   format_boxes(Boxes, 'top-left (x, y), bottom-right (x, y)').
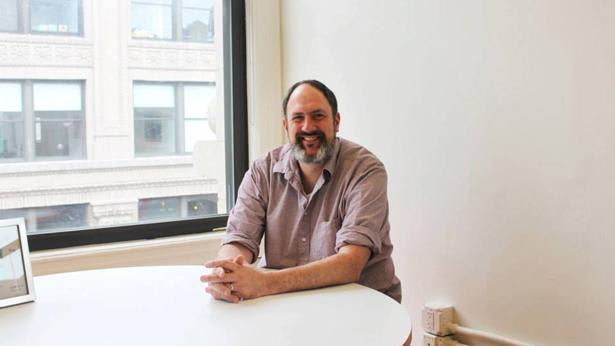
top-left (298, 162), bottom-right (324, 195)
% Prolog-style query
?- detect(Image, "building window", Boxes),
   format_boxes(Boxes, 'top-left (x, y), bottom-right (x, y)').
top-left (0, 82), bottom-right (24, 159)
top-left (0, 0), bottom-right (248, 250)
top-left (0, 0), bottom-right (19, 32)
top-left (30, 0), bottom-right (81, 34)
top-left (0, 0), bottom-right (82, 35)
top-left (138, 194), bottom-right (217, 222)
top-left (0, 81), bottom-right (85, 161)
top-left (33, 82), bottom-right (85, 158)
top-left (0, 204), bottom-right (89, 234)
top-left (131, 0), bottom-right (214, 43)
top-left (133, 82), bottom-right (216, 156)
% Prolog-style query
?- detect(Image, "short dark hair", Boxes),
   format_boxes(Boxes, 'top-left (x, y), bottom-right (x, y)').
top-left (282, 79), bottom-right (338, 117)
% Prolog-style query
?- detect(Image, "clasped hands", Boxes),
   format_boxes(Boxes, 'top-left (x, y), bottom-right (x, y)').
top-left (200, 255), bottom-right (268, 303)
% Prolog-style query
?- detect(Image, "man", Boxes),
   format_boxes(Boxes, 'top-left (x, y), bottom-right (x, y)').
top-left (200, 79), bottom-right (401, 303)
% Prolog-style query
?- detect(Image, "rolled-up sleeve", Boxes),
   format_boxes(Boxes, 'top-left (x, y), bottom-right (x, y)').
top-left (335, 161), bottom-right (389, 256)
top-left (221, 162), bottom-right (268, 261)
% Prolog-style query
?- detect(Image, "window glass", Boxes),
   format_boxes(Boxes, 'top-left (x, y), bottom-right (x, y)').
top-left (134, 84), bottom-right (176, 155)
top-left (0, 122), bottom-right (24, 159)
top-left (186, 194), bottom-right (217, 217)
top-left (30, 0), bottom-right (80, 34)
top-left (34, 118), bottom-right (84, 158)
top-left (0, 83), bottom-right (24, 159)
top-left (0, 0), bottom-right (19, 32)
top-left (182, 8), bottom-right (213, 42)
top-left (184, 120), bottom-right (214, 152)
top-left (138, 194), bottom-right (218, 221)
top-left (134, 117), bottom-right (176, 155)
top-left (131, 3), bottom-right (173, 40)
top-left (184, 84), bottom-right (216, 151)
top-left (133, 84), bottom-right (175, 108)
top-left (32, 82), bottom-right (84, 158)
top-left (0, 83), bottom-right (22, 112)
top-left (33, 83), bottom-right (82, 112)
top-left (183, 0), bottom-right (213, 8)
top-left (34, 204), bottom-right (88, 232)
top-left (136, 0), bottom-right (172, 5)
top-left (138, 197), bottom-right (180, 221)
top-left (1, 1), bottom-right (244, 247)
top-left (0, 204), bottom-right (88, 233)
top-left (184, 85), bottom-right (213, 119)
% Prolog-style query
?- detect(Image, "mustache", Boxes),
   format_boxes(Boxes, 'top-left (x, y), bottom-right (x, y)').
top-left (295, 130), bottom-right (326, 141)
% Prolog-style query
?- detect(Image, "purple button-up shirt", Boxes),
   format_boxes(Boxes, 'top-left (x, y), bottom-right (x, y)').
top-left (222, 138), bottom-right (401, 302)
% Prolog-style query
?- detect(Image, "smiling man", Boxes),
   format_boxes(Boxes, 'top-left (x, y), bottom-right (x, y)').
top-left (200, 80), bottom-right (401, 303)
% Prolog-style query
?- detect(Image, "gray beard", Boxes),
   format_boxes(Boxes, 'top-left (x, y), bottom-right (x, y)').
top-left (292, 138), bottom-right (335, 164)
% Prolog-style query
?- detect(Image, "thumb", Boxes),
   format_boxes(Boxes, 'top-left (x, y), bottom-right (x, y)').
top-left (234, 254), bottom-right (245, 266)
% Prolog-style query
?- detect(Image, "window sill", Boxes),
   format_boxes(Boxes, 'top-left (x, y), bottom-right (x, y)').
top-left (30, 231), bottom-right (225, 276)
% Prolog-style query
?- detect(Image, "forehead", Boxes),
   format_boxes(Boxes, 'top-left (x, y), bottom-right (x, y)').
top-left (287, 84), bottom-right (332, 114)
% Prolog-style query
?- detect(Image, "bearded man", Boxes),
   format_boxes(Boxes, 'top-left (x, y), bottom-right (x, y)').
top-left (200, 80), bottom-right (401, 303)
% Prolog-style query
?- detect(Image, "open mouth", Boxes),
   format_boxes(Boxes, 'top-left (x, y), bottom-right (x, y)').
top-left (297, 132), bottom-right (325, 148)
top-left (301, 135), bottom-right (320, 146)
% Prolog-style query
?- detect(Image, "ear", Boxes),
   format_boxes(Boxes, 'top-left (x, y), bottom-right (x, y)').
top-left (334, 112), bottom-right (341, 132)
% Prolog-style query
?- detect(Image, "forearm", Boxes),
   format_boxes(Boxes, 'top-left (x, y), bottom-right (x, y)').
top-left (216, 242), bottom-right (254, 263)
top-left (262, 245), bottom-right (370, 296)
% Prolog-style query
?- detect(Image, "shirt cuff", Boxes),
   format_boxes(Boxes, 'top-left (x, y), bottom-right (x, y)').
top-left (335, 225), bottom-right (382, 256)
top-left (221, 234), bottom-right (260, 262)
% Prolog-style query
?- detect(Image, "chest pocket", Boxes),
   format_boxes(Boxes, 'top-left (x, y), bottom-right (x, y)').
top-left (311, 217), bottom-right (342, 260)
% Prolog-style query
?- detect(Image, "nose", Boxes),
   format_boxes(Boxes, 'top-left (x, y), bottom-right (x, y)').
top-left (302, 116), bottom-right (316, 133)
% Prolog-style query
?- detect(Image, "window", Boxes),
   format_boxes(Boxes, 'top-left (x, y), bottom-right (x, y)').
top-left (0, 0), bottom-right (19, 32)
top-left (138, 194), bottom-right (217, 221)
top-left (30, 0), bottom-right (81, 34)
top-left (133, 82), bottom-right (216, 156)
top-left (181, 0), bottom-right (214, 42)
top-left (0, 0), bottom-right (248, 251)
top-left (0, 204), bottom-right (89, 234)
top-left (0, 0), bottom-right (82, 35)
top-left (131, 0), bottom-right (214, 43)
top-left (0, 81), bottom-right (85, 161)
top-left (0, 83), bottom-right (23, 159)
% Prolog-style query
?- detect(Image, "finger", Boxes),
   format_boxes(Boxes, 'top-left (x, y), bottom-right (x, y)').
top-left (206, 283), bottom-right (241, 303)
top-left (213, 267), bottom-right (225, 276)
top-left (205, 259), bottom-right (242, 272)
top-left (203, 257), bottom-right (234, 267)
top-left (205, 285), bottom-right (229, 301)
top-left (200, 273), bottom-right (236, 283)
top-left (234, 255), bottom-right (245, 266)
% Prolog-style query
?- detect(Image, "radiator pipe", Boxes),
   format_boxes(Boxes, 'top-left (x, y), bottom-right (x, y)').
top-left (448, 323), bottom-right (535, 346)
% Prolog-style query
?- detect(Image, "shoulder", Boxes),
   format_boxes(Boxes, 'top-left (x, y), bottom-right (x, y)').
top-left (249, 143), bottom-right (292, 174)
top-left (337, 138), bottom-right (386, 173)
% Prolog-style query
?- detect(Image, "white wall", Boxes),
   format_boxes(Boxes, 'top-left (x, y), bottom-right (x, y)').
top-left (245, 0), bottom-right (285, 159)
top-left (280, 1), bottom-right (615, 345)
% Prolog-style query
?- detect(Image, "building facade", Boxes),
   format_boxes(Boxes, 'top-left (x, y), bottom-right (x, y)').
top-left (0, 0), bottom-right (227, 233)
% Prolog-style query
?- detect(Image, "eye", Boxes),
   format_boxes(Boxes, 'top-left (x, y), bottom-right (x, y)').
top-left (312, 113), bottom-right (326, 121)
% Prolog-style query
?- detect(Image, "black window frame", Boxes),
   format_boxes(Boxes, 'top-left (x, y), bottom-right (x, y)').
top-left (0, 0), bottom-right (84, 36)
top-left (27, 0), bottom-right (248, 251)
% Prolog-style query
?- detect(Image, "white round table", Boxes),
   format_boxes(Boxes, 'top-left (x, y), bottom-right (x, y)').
top-left (0, 266), bottom-right (411, 345)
